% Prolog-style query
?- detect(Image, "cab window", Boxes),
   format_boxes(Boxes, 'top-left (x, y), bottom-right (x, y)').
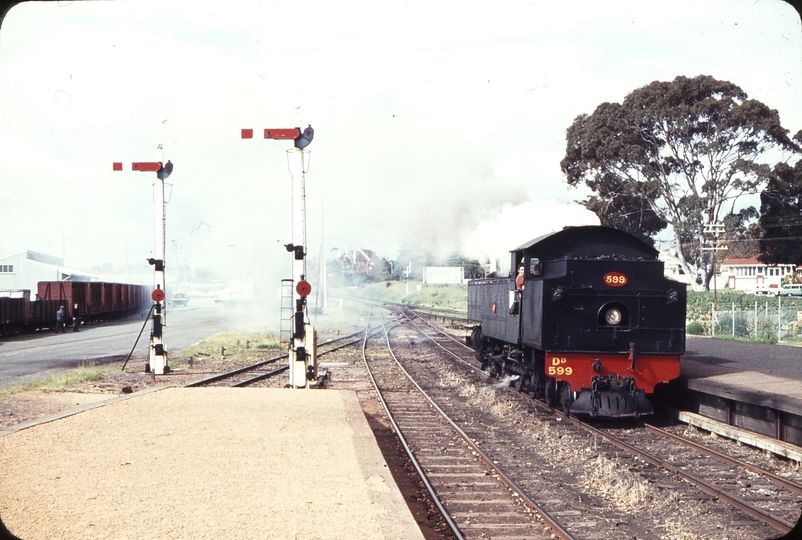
top-left (529, 258), bottom-right (541, 277)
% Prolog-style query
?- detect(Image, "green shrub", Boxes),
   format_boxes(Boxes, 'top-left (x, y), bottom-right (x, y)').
top-left (714, 313), bottom-right (750, 338)
top-left (686, 321), bottom-right (705, 335)
top-left (755, 332), bottom-right (779, 344)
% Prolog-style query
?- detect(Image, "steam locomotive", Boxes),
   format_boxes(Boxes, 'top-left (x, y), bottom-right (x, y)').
top-left (468, 226), bottom-right (686, 418)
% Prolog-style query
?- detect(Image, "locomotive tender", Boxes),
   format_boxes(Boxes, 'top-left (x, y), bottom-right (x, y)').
top-left (468, 226), bottom-right (686, 418)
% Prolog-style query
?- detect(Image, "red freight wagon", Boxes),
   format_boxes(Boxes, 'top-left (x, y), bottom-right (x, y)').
top-left (37, 281), bottom-right (149, 323)
top-left (0, 294), bottom-right (63, 335)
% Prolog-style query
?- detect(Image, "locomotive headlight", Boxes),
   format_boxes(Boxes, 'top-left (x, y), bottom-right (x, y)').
top-left (604, 307), bottom-right (623, 326)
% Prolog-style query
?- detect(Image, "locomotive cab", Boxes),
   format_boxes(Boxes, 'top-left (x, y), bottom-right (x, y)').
top-left (468, 226), bottom-right (686, 418)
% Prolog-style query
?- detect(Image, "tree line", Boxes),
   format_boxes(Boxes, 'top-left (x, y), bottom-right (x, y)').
top-left (560, 74), bottom-right (802, 292)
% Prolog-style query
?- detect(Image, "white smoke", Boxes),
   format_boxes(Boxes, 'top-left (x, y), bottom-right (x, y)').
top-left (461, 200), bottom-right (599, 273)
top-left (496, 374), bottom-right (519, 390)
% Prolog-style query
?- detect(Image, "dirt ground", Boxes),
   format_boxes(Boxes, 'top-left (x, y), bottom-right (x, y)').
top-left (0, 368), bottom-right (188, 430)
top-left (0, 357), bottom-right (452, 540)
top-left (0, 384), bottom-right (426, 540)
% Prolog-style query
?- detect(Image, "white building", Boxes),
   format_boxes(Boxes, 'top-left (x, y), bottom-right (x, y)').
top-left (0, 250), bottom-right (95, 296)
top-left (720, 257), bottom-right (797, 293)
top-left (422, 266), bottom-right (464, 285)
top-left (658, 250), bottom-right (692, 285)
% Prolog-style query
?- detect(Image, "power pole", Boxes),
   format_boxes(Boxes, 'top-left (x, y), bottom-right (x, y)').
top-left (241, 126), bottom-right (316, 388)
top-left (702, 222), bottom-right (728, 311)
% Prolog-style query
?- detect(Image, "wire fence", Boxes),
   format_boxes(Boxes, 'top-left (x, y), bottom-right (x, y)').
top-left (712, 299), bottom-right (802, 341)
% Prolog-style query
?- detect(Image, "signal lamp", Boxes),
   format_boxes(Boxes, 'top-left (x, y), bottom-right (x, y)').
top-left (157, 160), bottom-right (173, 180)
top-left (294, 125), bottom-right (314, 149)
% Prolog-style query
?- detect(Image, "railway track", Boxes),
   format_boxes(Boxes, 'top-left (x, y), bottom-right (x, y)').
top-left (403, 308), bottom-right (802, 538)
top-left (186, 328), bottom-right (375, 388)
top-left (590, 421), bottom-right (802, 535)
top-left (362, 313), bottom-right (576, 539)
top-left (181, 303), bottom-right (802, 537)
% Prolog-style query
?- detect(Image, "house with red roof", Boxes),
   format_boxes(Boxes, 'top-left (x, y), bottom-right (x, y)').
top-left (719, 256), bottom-right (798, 294)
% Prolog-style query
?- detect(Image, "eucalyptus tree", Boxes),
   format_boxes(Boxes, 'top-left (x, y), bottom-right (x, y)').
top-left (759, 158), bottom-right (802, 266)
top-left (561, 75), bottom-right (800, 291)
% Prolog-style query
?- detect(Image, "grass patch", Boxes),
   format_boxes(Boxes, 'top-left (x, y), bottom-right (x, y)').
top-left (310, 310), bottom-right (370, 340)
top-left (582, 454), bottom-right (653, 510)
top-left (335, 282), bottom-right (468, 312)
top-left (404, 284), bottom-right (468, 311)
top-left (170, 331), bottom-right (282, 367)
top-left (0, 364), bottom-right (106, 398)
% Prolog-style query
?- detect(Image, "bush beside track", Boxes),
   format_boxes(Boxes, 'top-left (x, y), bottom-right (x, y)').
top-left (333, 282), bottom-right (468, 312)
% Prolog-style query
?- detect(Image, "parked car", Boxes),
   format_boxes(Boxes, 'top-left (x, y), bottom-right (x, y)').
top-left (753, 284), bottom-right (780, 296)
top-left (172, 293), bottom-right (189, 306)
top-left (779, 284), bottom-right (802, 297)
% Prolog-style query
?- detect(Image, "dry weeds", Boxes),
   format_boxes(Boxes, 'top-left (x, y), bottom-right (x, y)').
top-left (581, 454), bottom-right (653, 511)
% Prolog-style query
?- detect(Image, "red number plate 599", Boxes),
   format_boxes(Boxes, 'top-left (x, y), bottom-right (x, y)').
top-left (603, 272), bottom-right (628, 287)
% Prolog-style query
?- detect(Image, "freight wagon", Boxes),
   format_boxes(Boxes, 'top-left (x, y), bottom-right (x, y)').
top-left (0, 281), bottom-right (149, 336)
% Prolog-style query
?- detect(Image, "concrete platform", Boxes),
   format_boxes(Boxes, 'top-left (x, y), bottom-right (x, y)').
top-left (684, 367), bottom-right (802, 414)
top-left (0, 388), bottom-right (425, 540)
top-left (659, 337), bottom-right (802, 446)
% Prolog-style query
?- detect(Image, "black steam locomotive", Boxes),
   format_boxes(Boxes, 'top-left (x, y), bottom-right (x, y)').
top-left (468, 226), bottom-right (686, 418)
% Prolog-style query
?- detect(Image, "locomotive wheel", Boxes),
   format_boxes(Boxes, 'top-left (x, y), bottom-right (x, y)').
top-left (470, 327), bottom-right (484, 361)
top-left (544, 378), bottom-right (558, 408)
top-left (526, 371), bottom-right (542, 399)
top-left (559, 383), bottom-right (574, 416)
top-left (513, 373), bottom-right (526, 392)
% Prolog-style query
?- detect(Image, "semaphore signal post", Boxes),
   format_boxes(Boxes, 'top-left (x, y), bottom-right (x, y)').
top-left (241, 125), bottom-right (316, 388)
top-left (112, 158), bottom-right (173, 375)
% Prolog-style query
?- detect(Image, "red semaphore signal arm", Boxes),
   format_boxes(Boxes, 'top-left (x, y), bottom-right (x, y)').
top-left (113, 162), bottom-right (162, 172)
top-left (241, 128), bottom-right (301, 140)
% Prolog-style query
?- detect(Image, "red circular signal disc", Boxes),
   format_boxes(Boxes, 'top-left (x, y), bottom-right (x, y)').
top-left (296, 280), bottom-right (312, 297)
top-left (151, 289), bottom-right (166, 302)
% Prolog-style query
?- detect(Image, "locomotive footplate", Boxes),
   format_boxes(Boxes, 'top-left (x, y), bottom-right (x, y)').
top-left (570, 375), bottom-right (654, 418)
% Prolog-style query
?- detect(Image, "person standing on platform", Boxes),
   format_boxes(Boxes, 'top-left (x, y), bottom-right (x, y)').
top-left (55, 306), bottom-right (66, 334)
top-left (72, 303), bottom-right (80, 332)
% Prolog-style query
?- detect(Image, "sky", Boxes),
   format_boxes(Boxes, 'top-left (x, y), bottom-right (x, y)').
top-left (0, 0), bottom-right (800, 287)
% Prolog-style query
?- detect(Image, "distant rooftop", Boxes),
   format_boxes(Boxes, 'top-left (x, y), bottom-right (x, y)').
top-left (25, 250), bottom-right (64, 266)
